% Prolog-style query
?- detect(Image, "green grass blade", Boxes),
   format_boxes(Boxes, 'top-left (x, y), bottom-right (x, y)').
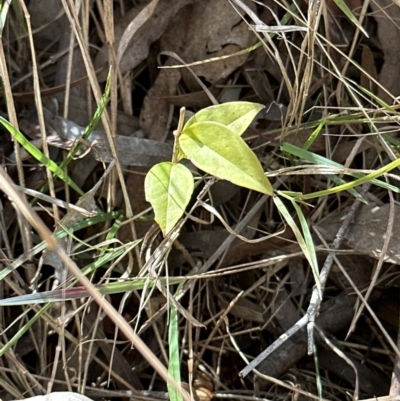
top-left (99, 214), bottom-right (124, 257)
top-left (60, 70), bottom-right (112, 169)
top-left (325, 175), bottom-right (365, 201)
top-left (383, 133), bottom-right (400, 149)
top-left (301, 156), bottom-right (400, 200)
top-left (282, 142), bottom-right (400, 194)
top-left (332, 0), bottom-right (368, 37)
top-left (274, 195), bottom-right (321, 295)
top-left (0, 277), bottom-right (180, 356)
top-left (79, 246), bottom-right (127, 276)
top-left (356, 83), bottom-right (393, 110)
top-left (168, 305), bottom-right (183, 401)
top-left (0, 211), bottom-right (119, 281)
top-left (168, 282), bottom-right (185, 401)
top-left (0, 304), bottom-right (52, 357)
top-left (289, 197), bottom-right (319, 289)
top-left (303, 119), bottom-right (326, 151)
top-left (0, 116), bottom-right (83, 195)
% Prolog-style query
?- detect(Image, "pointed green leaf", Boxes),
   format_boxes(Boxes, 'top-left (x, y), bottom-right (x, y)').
top-left (184, 102), bottom-right (265, 136)
top-left (145, 162), bottom-right (194, 235)
top-left (0, 304), bottom-right (52, 357)
top-left (180, 121), bottom-right (273, 195)
top-left (332, 0), bottom-right (368, 37)
top-left (167, 284), bottom-right (184, 401)
top-left (273, 195), bottom-right (321, 296)
top-left (282, 142), bottom-right (400, 195)
top-left (0, 116), bottom-right (83, 195)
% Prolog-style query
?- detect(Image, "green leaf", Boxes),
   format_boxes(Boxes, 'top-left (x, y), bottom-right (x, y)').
top-left (184, 101), bottom-right (264, 136)
top-left (180, 121), bottom-right (273, 195)
top-left (145, 162), bottom-right (194, 235)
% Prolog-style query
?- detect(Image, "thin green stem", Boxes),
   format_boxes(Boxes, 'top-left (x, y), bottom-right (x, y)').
top-left (172, 107), bottom-right (186, 163)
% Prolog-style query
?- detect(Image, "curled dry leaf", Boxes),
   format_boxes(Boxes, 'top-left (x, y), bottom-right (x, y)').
top-left (117, 0), bottom-right (160, 64)
top-left (158, 0), bottom-right (256, 84)
top-left (178, 229), bottom-right (228, 257)
top-left (139, 64), bottom-right (182, 141)
top-left (140, 0), bottom-right (257, 139)
top-left (94, 0), bottom-right (194, 77)
top-left (91, 134), bottom-right (173, 166)
top-left (360, 45), bottom-right (378, 94)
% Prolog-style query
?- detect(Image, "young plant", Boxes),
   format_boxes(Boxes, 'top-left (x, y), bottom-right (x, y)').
top-left (144, 102), bottom-right (323, 297)
top-left (144, 101), bottom-right (273, 236)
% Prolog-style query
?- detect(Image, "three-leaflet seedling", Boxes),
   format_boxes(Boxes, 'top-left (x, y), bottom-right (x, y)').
top-left (144, 101), bottom-right (323, 298)
top-left (144, 101), bottom-right (273, 236)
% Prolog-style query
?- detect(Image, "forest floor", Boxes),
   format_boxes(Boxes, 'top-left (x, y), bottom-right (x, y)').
top-left (0, 1), bottom-right (400, 400)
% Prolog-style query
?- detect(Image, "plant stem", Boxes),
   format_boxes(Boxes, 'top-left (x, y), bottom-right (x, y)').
top-left (172, 107), bottom-right (186, 163)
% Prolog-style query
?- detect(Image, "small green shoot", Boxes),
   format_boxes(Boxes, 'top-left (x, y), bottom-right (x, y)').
top-left (144, 101), bottom-right (272, 236)
top-left (0, 304), bottom-right (52, 357)
top-left (302, 118), bottom-right (326, 151)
